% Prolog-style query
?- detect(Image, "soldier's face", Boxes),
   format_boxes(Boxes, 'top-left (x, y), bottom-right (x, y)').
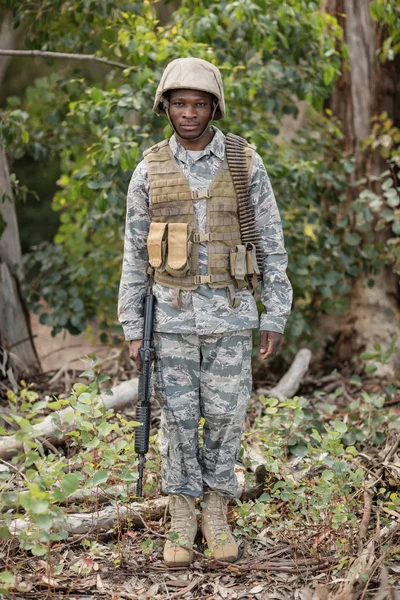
top-left (168, 89), bottom-right (214, 139)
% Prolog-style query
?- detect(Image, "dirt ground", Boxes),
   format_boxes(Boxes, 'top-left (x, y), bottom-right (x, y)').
top-left (30, 312), bottom-right (111, 373)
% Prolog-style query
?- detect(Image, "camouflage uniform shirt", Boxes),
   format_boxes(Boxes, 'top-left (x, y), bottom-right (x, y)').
top-left (118, 127), bottom-right (292, 339)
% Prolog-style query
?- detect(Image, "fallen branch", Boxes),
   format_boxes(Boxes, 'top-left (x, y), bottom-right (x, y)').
top-left (358, 490), bottom-right (373, 551)
top-left (11, 496), bottom-right (168, 535)
top-left (259, 348), bottom-right (312, 401)
top-left (0, 48), bottom-right (130, 70)
top-left (170, 576), bottom-right (206, 599)
top-left (0, 378), bottom-right (138, 458)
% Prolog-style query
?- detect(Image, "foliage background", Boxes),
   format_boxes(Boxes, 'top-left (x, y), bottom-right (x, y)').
top-left (1, 2), bottom-right (400, 597)
top-left (0, 0), bottom-right (399, 359)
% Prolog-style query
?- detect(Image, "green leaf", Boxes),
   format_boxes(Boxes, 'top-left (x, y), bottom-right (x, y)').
top-left (91, 88), bottom-right (103, 103)
top-left (31, 544), bottom-right (48, 556)
top-left (93, 470), bottom-right (109, 486)
top-left (382, 177), bottom-right (394, 190)
top-left (360, 352), bottom-right (376, 360)
top-left (323, 64), bottom-right (336, 85)
top-left (61, 473), bottom-right (80, 496)
top-left (0, 527), bottom-right (11, 540)
top-left (87, 180), bottom-right (102, 190)
top-left (258, 493), bottom-right (270, 502)
top-left (267, 398), bottom-right (279, 407)
top-left (344, 232), bottom-right (362, 246)
top-left (392, 221), bottom-right (400, 235)
top-left (310, 429), bottom-right (322, 443)
top-left (332, 420), bottom-right (347, 434)
top-left (30, 498), bottom-right (50, 514)
top-left (33, 514), bottom-right (54, 530)
top-left (0, 571), bottom-right (16, 587)
top-left (80, 369), bottom-right (95, 379)
top-left (97, 421), bottom-right (115, 437)
top-left (321, 469), bottom-right (334, 480)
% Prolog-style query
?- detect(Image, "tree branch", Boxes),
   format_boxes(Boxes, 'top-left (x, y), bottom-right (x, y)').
top-left (0, 48), bottom-right (131, 70)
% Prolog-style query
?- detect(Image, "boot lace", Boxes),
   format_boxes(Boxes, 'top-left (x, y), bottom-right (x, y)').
top-left (207, 496), bottom-right (231, 543)
top-left (170, 495), bottom-right (195, 540)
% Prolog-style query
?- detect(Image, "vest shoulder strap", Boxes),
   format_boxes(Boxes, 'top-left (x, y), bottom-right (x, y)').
top-left (143, 138), bottom-right (170, 158)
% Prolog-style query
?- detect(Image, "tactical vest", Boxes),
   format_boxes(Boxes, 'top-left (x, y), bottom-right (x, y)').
top-left (143, 138), bottom-right (257, 300)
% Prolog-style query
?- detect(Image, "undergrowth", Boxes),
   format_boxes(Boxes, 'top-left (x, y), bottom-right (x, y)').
top-left (0, 355), bottom-right (399, 596)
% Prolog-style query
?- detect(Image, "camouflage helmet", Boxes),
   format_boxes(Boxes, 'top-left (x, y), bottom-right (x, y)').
top-left (153, 57), bottom-right (225, 120)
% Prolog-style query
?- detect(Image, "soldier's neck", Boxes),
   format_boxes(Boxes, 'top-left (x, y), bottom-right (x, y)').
top-left (176, 127), bottom-right (214, 151)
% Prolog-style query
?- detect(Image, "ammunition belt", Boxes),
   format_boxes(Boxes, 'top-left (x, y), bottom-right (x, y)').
top-left (225, 133), bottom-right (263, 278)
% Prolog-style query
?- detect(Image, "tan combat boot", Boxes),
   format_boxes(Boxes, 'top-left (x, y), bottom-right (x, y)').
top-left (201, 491), bottom-right (238, 562)
top-left (164, 494), bottom-right (197, 567)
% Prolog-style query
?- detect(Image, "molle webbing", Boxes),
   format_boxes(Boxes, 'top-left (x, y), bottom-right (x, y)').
top-left (144, 140), bottom-right (245, 290)
top-left (225, 133), bottom-right (263, 278)
top-left (144, 136), bottom-right (257, 294)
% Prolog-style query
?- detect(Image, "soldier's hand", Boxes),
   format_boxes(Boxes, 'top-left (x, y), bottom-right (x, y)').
top-left (259, 331), bottom-right (283, 360)
top-left (129, 339), bottom-right (143, 372)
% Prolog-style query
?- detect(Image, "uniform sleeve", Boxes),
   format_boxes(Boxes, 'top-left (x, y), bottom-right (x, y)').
top-left (250, 153), bottom-right (293, 334)
top-left (117, 160), bottom-right (151, 340)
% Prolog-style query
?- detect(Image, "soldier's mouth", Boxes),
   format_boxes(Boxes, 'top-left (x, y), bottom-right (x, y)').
top-left (180, 124), bottom-right (199, 130)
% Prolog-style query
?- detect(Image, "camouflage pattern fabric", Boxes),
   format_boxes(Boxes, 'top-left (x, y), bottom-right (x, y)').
top-left (118, 126), bottom-right (292, 340)
top-left (153, 329), bottom-right (252, 498)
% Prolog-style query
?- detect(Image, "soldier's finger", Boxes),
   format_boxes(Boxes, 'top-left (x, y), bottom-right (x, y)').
top-left (263, 342), bottom-right (276, 359)
top-left (259, 343), bottom-right (270, 360)
top-left (259, 332), bottom-right (268, 359)
top-left (266, 336), bottom-right (282, 358)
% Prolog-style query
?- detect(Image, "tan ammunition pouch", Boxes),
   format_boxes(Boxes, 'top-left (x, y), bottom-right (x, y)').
top-left (147, 222), bottom-right (192, 277)
top-left (143, 137), bottom-right (257, 302)
top-left (147, 222), bottom-right (167, 271)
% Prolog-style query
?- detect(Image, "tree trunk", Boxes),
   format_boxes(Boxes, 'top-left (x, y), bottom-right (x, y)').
top-left (0, 10), bottom-right (39, 372)
top-left (0, 8), bottom-right (18, 85)
top-left (323, 0), bottom-right (400, 376)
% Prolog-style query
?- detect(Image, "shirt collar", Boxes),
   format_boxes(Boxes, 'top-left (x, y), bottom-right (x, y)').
top-left (169, 126), bottom-right (225, 163)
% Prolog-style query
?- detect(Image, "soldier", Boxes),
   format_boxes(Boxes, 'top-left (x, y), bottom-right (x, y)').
top-left (118, 57), bottom-right (292, 566)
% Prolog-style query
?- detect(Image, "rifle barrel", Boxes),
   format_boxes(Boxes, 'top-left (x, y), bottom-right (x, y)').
top-left (137, 454), bottom-right (146, 498)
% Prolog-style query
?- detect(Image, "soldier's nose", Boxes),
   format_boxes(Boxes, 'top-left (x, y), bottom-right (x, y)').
top-left (183, 106), bottom-right (196, 118)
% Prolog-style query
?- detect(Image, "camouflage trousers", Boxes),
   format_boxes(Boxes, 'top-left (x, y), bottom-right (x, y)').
top-left (153, 329), bottom-right (252, 499)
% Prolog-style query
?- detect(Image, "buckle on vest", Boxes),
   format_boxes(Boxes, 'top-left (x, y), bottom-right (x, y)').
top-left (192, 232), bottom-right (212, 243)
top-left (191, 189), bottom-right (210, 200)
top-left (193, 274), bottom-right (212, 285)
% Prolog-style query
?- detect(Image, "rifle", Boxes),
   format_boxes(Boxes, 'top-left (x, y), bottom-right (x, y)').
top-left (134, 274), bottom-right (155, 497)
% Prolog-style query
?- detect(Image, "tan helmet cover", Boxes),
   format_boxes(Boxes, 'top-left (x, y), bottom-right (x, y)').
top-left (153, 57), bottom-right (225, 120)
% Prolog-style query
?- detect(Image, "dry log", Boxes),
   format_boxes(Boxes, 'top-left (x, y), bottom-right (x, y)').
top-left (0, 379), bottom-right (138, 458)
top-left (243, 443), bottom-right (266, 475)
top-left (267, 348), bottom-right (312, 401)
top-left (10, 496), bottom-right (168, 536)
top-left (257, 348), bottom-right (312, 401)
